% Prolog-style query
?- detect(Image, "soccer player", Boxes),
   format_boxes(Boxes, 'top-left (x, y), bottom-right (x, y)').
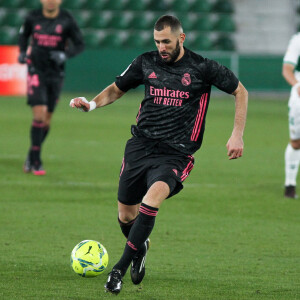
top-left (18, 0), bottom-right (84, 175)
top-left (70, 15), bottom-right (248, 294)
top-left (282, 32), bottom-right (300, 198)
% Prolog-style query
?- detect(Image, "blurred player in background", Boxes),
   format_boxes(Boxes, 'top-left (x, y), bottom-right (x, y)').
top-left (70, 15), bottom-right (248, 294)
top-left (18, 0), bottom-right (84, 175)
top-left (282, 32), bottom-right (300, 198)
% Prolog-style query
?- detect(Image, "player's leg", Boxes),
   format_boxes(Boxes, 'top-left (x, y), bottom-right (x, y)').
top-left (42, 111), bottom-right (52, 143)
top-left (23, 104), bottom-right (47, 175)
top-left (105, 181), bottom-right (170, 294)
top-left (24, 72), bottom-right (47, 175)
top-left (30, 105), bottom-right (47, 175)
top-left (118, 201), bottom-right (140, 238)
top-left (129, 181), bottom-right (171, 285)
top-left (128, 154), bottom-right (195, 285)
top-left (105, 138), bottom-right (150, 294)
top-left (116, 137), bottom-right (149, 238)
top-left (285, 139), bottom-right (300, 198)
top-left (105, 152), bottom-right (195, 294)
top-left (116, 181), bottom-right (169, 275)
top-left (285, 89), bottom-right (300, 198)
top-left (42, 77), bottom-right (63, 144)
top-left (118, 196), bottom-right (150, 285)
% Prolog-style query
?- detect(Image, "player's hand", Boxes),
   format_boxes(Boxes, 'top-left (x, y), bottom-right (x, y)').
top-left (18, 52), bottom-right (27, 64)
top-left (226, 135), bottom-right (244, 160)
top-left (69, 97), bottom-right (90, 112)
top-left (50, 51), bottom-right (67, 65)
top-left (297, 85), bottom-right (300, 97)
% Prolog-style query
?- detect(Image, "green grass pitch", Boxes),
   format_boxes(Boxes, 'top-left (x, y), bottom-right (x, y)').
top-left (0, 92), bottom-right (299, 300)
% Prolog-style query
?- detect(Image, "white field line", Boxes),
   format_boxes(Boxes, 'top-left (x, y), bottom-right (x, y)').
top-left (0, 180), bottom-right (116, 188)
top-left (0, 180), bottom-right (216, 188)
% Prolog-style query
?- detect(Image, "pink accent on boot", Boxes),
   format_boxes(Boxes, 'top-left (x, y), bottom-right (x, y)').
top-left (32, 169), bottom-right (46, 176)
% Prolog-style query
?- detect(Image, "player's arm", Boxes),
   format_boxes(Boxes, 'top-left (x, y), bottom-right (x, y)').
top-left (282, 34), bottom-right (300, 94)
top-left (226, 81), bottom-right (248, 160)
top-left (204, 58), bottom-right (248, 159)
top-left (65, 16), bottom-right (85, 58)
top-left (50, 16), bottom-right (85, 66)
top-left (282, 63), bottom-right (297, 86)
top-left (282, 63), bottom-right (300, 97)
top-left (18, 16), bottom-right (32, 63)
top-left (70, 83), bottom-right (125, 112)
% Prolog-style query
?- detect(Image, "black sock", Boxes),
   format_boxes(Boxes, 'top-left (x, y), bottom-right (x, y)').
top-left (118, 216), bottom-right (146, 256)
top-left (113, 203), bottom-right (159, 276)
top-left (29, 120), bottom-right (44, 167)
top-left (118, 216), bottom-right (137, 238)
top-left (41, 125), bottom-right (50, 143)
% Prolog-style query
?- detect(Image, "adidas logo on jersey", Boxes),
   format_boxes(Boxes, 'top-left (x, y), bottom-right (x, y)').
top-left (148, 72), bottom-right (157, 79)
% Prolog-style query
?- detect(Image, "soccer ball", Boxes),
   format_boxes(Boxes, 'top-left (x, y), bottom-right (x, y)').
top-left (70, 240), bottom-right (109, 277)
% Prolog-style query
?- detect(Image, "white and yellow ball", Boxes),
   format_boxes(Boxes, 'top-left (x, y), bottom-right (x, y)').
top-left (70, 240), bottom-right (109, 277)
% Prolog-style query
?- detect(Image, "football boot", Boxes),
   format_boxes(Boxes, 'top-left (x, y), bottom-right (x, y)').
top-left (130, 238), bottom-right (150, 285)
top-left (284, 185), bottom-right (298, 199)
top-left (32, 164), bottom-right (46, 176)
top-left (104, 269), bottom-right (123, 294)
top-left (23, 156), bottom-right (32, 173)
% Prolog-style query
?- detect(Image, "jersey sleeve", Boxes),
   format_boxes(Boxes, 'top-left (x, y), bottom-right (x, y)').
top-left (18, 14), bottom-right (32, 53)
top-left (65, 14), bottom-right (85, 58)
top-left (204, 58), bottom-right (239, 94)
top-left (115, 55), bottom-right (144, 92)
top-left (283, 34), bottom-right (300, 66)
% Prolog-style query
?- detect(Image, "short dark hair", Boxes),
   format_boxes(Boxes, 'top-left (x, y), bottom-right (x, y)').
top-left (154, 15), bottom-right (182, 33)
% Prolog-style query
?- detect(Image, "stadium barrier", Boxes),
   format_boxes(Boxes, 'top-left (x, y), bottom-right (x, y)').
top-left (0, 45), bottom-right (26, 96)
top-left (0, 48), bottom-right (290, 96)
top-left (64, 49), bottom-right (290, 93)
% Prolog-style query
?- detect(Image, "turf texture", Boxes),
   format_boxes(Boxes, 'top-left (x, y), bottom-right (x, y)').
top-left (0, 92), bottom-right (299, 299)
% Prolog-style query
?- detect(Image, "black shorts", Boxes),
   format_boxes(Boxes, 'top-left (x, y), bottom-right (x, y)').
top-left (118, 137), bottom-right (195, 205)
top-left (27, 71), bottom-right (64, 113)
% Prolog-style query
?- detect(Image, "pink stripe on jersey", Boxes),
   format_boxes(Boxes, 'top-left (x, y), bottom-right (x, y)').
top-left (139, 206), bottom-right (158, 216)
top-left (191, 96), bottom-right (204, 141)
top-left (194, 94), bottom-right (208, 141)
top-left (191, 93), bottom-right (208, 141)
top-left (32, 146), bottom-right (40, 151)
top-left (136, 104), bottom-right (142, 123)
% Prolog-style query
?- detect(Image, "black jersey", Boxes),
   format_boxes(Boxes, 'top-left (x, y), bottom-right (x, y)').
top-left (18, 9), bottom-right (84, 77)
top-left (115, 48), bottom-right (239, 155)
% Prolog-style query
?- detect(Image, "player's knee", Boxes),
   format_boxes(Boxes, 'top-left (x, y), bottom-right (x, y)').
top-left (118, 212), bottom-right (137, 224)
top-left (45, 113), bottom-right (53, 126)
top-left (143, 181), bottom-right (170, 208)
top-left (118, 205), bottom-right (139, 223)
top-left (44, 120), bottom-right (50, 127)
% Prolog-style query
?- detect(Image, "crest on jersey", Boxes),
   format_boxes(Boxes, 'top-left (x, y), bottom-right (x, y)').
top-left (181, 73), bottom-right (191, 86)
top-left (35, 24), bottom-right (41, 31)
top-left (55, 24), bottom-right (63, 34)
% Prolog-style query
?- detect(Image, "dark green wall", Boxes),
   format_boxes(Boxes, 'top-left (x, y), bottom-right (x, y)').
top-left (64, 49), bottom-right (142, 93)
top-left (64, 50), bottom-right (290, 92)
top-left (239, 55), bottom-right (288, 91)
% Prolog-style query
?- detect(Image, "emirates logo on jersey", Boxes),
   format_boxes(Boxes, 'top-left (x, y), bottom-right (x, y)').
top-left (181, 73), bottom-right (191, 86)
top-left (55, 24), bottom-right (63, 34)
top-left (35, 24), bottom-right (41, 31)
